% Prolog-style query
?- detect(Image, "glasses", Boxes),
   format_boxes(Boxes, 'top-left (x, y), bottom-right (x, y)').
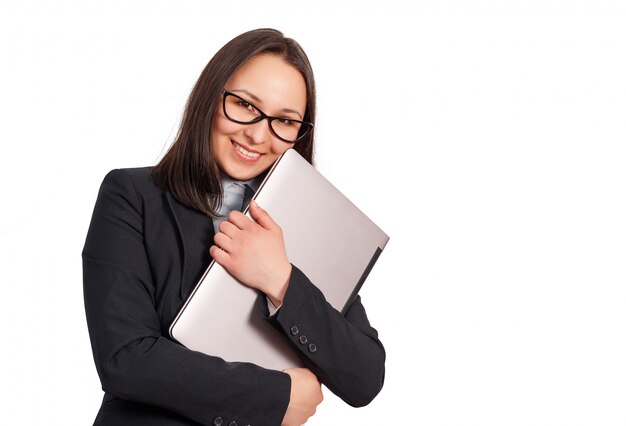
top-left (222, 89), bottom-right (313, 143)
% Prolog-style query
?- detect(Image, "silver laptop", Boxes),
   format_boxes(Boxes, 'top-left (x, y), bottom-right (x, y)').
top-left (169, 149), bottom-right (389, 371)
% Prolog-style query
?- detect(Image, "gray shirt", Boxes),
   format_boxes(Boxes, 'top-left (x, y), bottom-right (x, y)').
top-left (212, 174), bottom-right (263, 234)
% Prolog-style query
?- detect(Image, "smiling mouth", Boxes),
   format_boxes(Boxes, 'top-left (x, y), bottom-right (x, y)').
top-left (232, 141), bottom-right (262, 159)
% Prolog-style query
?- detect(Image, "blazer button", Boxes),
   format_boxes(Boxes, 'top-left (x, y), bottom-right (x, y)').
top-left (213, 417), bottom-right (223, 426)
top-left (290, 325), bottom-right (299, 335)
top-left (299, 335), bottom-right (308, 344)
top-left (228, 421), bottom-right (238, 426)
top-left (308, 343), bottom-right (317, 353)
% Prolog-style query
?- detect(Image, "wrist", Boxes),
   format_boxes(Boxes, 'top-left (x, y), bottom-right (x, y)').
top-left (266, 263), bottom-right (292, 307)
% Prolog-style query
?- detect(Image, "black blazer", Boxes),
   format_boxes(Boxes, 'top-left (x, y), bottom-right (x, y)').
top-left (83, 167), bottom-right (385, 426)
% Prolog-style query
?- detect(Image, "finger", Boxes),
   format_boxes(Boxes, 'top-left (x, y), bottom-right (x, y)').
top-left (226, 210), bottom-right (254, 230)
top-left (209, 245), bottom-right (231, 268)
top-left (212, 232), bottom-right (234, 253)
top-left (218, 219), bottom-right (240, 238)
top-left (249, 200), bottom-right (277, 230)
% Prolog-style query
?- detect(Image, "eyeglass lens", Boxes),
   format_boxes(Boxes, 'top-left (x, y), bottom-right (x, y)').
top-left (224, 93), bottom-right (308, 142)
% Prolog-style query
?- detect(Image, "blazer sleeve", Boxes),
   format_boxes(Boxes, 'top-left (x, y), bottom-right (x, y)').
top-left (267, 265), bottom-right (386, 407)
top-left (82, 169), bottom-right (291, 426)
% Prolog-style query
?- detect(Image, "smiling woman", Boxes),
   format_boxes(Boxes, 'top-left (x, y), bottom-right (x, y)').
top-left (82, 28), bottom-right (385, 426)
top-left (211, 54), bottom-right (307, 180)
top-left (150, 29), bottom-right (316, 218)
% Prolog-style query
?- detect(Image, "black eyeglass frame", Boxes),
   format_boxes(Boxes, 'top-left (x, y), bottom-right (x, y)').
top-left (221, 89), bottom-right (313, 144)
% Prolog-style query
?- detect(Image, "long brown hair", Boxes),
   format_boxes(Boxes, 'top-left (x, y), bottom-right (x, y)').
top-left (151, 28), bottom-right (316, 216)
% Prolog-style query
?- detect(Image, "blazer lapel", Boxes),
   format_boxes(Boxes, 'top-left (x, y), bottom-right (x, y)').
top-left (165, 192), bottom-right (216, 300)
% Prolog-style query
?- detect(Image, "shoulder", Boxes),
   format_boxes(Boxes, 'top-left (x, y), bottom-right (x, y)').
top-left (103, 166), bottom-right (153, 184)
top-left (101, 167), bottom-right (163, 197)
top-left (95, 167), bottom-right (168, 212)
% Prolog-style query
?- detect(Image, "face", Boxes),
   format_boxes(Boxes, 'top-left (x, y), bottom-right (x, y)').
top-left (211, 53), bottom-right (307, 181)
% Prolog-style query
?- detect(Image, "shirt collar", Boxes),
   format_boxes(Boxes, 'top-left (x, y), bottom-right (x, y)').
top-left (220, 171), bottom-right (265, 192)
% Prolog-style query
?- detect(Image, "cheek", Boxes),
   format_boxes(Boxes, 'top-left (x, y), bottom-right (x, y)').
top-left (213, 113), bottom-right (241, 137)
top-left (271, 142), bottom-right (292, 156)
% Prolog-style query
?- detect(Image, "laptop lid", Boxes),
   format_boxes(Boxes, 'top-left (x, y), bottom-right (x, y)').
top-left (169, 149), bottom-right (389, 371)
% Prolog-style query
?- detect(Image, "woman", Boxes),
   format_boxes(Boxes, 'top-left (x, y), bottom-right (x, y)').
top-left (83, 28), bottom-right (385, 426)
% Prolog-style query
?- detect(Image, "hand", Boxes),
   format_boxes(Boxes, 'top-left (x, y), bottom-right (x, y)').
top-left (282, 368), bottom-right (323, 426)
top-left (210, 200), bottom-right (292, 307)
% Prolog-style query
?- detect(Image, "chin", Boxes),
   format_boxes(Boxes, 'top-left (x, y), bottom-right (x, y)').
top-left (222, 164), bottom-right (263, 181)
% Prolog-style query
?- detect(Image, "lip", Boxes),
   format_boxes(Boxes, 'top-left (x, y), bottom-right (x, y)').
top-left (231, 140), bottom-right (264, 162)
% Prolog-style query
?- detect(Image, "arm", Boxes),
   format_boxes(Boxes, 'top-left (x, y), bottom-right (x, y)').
top-left (83, 169), bottom-right (290, 426)
top-left (269, 266), bottom-right (386, 407)
top-left (211, 201), bottom-right (386, 407)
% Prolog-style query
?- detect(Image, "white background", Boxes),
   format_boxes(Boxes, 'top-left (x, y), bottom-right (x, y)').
top-left (1, 0), bottom-right (625, 424)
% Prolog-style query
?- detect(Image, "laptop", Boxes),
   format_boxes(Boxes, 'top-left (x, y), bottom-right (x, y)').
top-left (169, 149), bottom-right (389, 371)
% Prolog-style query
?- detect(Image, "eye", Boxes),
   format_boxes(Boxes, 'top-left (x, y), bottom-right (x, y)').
top-left (236, 100), bottom-right (255, 111)
top-left (276, 118), bottom-right (297, 127)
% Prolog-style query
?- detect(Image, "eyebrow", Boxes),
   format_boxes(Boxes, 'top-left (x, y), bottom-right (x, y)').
top-left (230, 89), bottom-right (304, 120)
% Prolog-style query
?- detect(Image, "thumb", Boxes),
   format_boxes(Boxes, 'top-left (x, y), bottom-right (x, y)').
top-left (249, 200), bottom-right (277, 230)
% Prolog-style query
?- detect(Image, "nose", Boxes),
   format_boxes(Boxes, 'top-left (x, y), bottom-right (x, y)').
top-left (243, 118), bottom-right (273, 145)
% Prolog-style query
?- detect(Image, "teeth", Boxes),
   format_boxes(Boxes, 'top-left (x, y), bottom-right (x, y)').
top-left (234, 142), bottom-right (260, 159)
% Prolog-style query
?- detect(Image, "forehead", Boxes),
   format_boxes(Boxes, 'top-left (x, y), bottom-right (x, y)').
top-left (226, 54), bottom-right (307, 113)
